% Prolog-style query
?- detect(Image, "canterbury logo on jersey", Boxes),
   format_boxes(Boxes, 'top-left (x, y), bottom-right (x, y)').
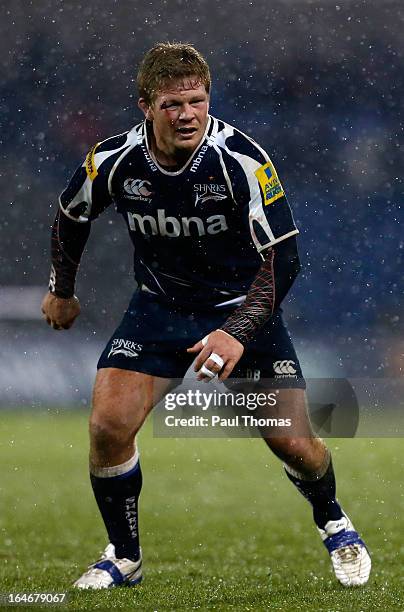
top-left (127, 209), bottom-right (228, 237)
top-left (123, 178), bottom-right (153, 199)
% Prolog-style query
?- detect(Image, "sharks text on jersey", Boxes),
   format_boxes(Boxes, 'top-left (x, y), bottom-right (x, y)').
top-left (194, 183), bottom-right (227, 206)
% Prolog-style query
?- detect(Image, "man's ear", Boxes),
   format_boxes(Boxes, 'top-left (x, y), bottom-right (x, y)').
top-left (138, 98), bottom-right (153, 120)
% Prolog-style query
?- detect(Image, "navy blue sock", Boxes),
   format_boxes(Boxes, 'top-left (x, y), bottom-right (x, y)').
top-left (284, 457), bottom-right (343, 529)
top-left (90, 457), bottom-right (142, 561)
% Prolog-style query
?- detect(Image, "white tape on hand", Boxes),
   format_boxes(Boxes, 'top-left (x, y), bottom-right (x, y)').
top-left (200, 364), bottom-right (216, 378)
top-left (201, 335), bottom-right (209, 347)
top-left (209, 353), bottom-right (224, 369)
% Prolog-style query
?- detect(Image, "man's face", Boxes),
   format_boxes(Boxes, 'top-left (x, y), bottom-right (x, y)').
top-left (139, 77), bottom-right (209, 160)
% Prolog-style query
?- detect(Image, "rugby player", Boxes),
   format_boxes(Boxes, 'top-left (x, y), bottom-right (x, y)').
top-left (41, 43), bottom-right (371, 589)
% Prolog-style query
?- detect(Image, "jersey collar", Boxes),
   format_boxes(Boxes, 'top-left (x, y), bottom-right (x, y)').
top-left (142, 115), bottom-right (213, 176)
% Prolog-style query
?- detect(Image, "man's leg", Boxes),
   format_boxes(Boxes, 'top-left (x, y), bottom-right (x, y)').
top-left (260, 389), bottom-right (343, 529)
top-left (74, 368), bottom-right (172, 589)
top-left (260, 388), bottom-right (371, 587)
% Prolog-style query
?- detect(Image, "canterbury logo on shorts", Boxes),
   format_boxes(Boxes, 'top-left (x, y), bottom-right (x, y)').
top-left (273, 360), bottom-right (297, 375)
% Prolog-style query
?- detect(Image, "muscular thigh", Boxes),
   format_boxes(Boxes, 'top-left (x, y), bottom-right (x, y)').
top-left (256, 387), bottom-right (315, 438)
top-left (91, 368), bottom-right (174, 435)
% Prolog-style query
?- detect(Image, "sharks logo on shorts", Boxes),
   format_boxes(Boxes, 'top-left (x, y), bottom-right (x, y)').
top-left (108, 339), bottom-right (143, 359)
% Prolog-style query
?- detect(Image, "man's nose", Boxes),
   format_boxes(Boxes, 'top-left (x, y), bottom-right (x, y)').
top-left (178, 104), bottom-right (194, 120)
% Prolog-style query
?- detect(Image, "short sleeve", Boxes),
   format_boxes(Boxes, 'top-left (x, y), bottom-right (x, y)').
top-left (247, 158), bottom-right (299, 253)
top-left (59, 125), bottom-right (136, 222)
top-left (59, 142), bottom-right (114, 223)
top-left (216, 123), bottom-right (299, 255)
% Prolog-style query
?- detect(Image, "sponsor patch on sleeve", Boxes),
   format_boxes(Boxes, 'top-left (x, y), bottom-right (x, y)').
top-left (85, 142), bottom-right (100, 181)
top-left (254, 160), bottom-right (285, 206)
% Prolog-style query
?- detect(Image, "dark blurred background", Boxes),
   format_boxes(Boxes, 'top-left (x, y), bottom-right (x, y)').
top-left (0, 0), bottom-right (402, 405)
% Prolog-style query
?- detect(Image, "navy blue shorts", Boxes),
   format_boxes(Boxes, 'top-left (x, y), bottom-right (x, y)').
top-left (97, 290), bottom-right (305, 388)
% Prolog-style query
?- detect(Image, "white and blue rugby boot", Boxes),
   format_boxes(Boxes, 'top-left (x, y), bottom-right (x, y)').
top-left (318, 514), bottom-right (371, 586)
top-left (73, 543), bottom-right (142, 589)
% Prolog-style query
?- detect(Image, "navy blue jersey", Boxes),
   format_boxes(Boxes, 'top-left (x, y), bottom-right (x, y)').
top-left (59, 116), bottom-right (298, 308)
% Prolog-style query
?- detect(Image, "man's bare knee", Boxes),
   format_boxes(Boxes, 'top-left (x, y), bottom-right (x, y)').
top-left (89, 416), bottom-right (137, 451)
top-left (266, 436), bottom-right (313, 461)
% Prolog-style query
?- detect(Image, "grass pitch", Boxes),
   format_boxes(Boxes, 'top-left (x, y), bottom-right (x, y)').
top-left (0, 410), bottom-right (403, 611)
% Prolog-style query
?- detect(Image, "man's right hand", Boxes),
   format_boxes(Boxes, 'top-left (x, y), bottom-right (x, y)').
top-left (41, 292), bottom-right (81, 330)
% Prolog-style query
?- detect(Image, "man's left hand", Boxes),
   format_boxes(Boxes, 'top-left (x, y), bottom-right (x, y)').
top-left (187, 330), bottom-right (244, 381)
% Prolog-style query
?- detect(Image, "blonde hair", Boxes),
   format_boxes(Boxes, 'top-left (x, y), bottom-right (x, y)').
top-left (137, 42), bottom-right (211, 105)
